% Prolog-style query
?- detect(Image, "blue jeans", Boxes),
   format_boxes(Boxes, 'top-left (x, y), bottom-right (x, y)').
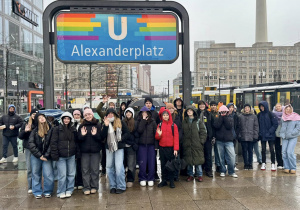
top-left (56, 155), bottom-right (76, 197)
top-left (282, 138), bottom-right (297, 170)
top-left (2, 136), bottom-right (18, 158)
top-left (216, 141), bottom-right (235, 175)
top-left (106, 149), bottom-right (126, 190)
top-left (52, 161), bottom-right (58, 181)
top-left (31, 155), bottom-right (54, 196)
top-left (253, 141), bottom-right (262, 163)
top-left (187, 164), bottom-right (203, 177)
top-left (25, 148), bottom-right (32, 190)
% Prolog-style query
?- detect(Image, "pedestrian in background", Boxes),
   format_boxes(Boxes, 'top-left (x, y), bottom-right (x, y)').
top-left (18, 108), bottom-right (39, 194)
top-left (279, 105), bottom-right (300, 174)
top-left (28, 113), bottom-right (54, 199)
top-left (272, 103), bottom-right (284, 169)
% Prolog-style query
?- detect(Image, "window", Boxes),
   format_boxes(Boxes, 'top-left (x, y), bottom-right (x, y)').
top-left (21, 28), bottom-right (33, 55)
top-left (4, 0), bottom-right (19, 20)
top-left (5, 20), bottom-right (20, 50)
top-left (34, 36), bottom-right (43, 58)
top-left (0, 17), bottom-right (2, 45)
top-left (34, 9), bottom-right (43, 34)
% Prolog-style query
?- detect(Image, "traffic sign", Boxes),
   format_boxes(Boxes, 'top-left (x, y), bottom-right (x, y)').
top-left (55, 13), bottom-right (179, 63)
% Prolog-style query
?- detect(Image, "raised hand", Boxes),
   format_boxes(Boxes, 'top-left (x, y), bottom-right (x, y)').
top-left (103, 96), bottom-right (108, 103)
top-left (25, 124), bottom-right (31, 132)
top-left (91, 126), bottom-right (97, 135)
top-left (81, 126), bottom-right (87, 136)
top-left (104, 116), bottom-right (110, 126)
top-left (156, 127), bottom-right (162, 136)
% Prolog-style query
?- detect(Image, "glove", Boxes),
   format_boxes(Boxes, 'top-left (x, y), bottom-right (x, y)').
top-left (211, 137), bottom-right (216, 145)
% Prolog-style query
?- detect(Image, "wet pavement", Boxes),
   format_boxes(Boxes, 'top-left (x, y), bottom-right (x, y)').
top-left (1, 140), bottom-right (300, 209)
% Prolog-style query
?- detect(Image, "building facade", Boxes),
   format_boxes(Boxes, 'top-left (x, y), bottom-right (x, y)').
top-left (0, 0), bottom-right (44, 114)
top-left (195, 41), bottom-right (300, 88)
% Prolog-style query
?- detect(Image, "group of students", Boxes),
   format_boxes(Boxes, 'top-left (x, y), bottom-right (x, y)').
top-left (0, 96), bottom-right (300, 199)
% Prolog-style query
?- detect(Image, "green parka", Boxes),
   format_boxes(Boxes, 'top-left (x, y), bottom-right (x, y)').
top-left (182, 106), bottom-right (207, 165)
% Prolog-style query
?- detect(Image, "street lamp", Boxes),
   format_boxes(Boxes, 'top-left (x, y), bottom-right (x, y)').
top-left (258, 71), bottom-right (265, 84)
top-left (204, 71), bottom-right (212, 86)
top-left (219, 77), bottom-right (226, 102)
top-left (16, 67), bottom-right (20, 114)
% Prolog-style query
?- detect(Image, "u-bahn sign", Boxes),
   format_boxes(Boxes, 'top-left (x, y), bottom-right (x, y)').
top-left (55, 13), bottom-right (179, 63)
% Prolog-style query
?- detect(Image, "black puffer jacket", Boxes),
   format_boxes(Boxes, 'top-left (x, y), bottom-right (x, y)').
top-left (28, 125), bottom-right (53, 159)
top-left (213, 115), bottom-right (234, 142)
top-left (0, 112), bottom-right (23, 137)
top-left (51, 124), bottom-right (78, 160)
top-left (18, 121), bottom-right (37, 149)
top-left (78, 118), bottom-right (108, 153)
top-left (197, 108), bottom-right (213, 140)
top-left (137, 109), bottom-right (158, 147)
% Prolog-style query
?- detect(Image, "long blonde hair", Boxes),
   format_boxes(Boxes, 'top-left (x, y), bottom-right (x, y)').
top-left (27, 116), bottom-right (33, 131)
top-left (113, 114), bottom-right (122, 131)
top-left (38, 120), bottom-right (49, 138)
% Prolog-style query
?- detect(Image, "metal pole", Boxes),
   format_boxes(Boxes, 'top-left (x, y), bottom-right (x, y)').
top-left (168, 80), bottom-right (169, 103)
top-left (16, 67), bottom-right (19, 114)
top-left (65, 64), bottom-right (68, 109)
top-left (4, 48), bottom-right (9, 112)
top-left (89, 64), bottom-right (92, 108)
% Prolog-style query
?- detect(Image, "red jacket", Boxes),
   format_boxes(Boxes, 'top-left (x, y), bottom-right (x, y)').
top-left (155, 108), bottom-right (179, 151)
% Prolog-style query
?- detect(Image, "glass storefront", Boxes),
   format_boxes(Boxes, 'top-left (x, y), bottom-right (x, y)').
top-left (4, 20), bottom-right (20, 50)
top-left (4, 0), bottom-right (19, 20)
top-left (21, 28), bottom-right (33, 55)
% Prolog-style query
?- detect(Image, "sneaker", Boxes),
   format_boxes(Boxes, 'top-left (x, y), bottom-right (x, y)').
top-left (271, 163), bottom-right (276, 171)
top-left (110, 188), bottom-right (116, 194)
top-left (74, 186), bottom-right (77, 190)
top-left (158, 181), bottom-right (168, 188)
top-left (197, 176), bottom-right (203, 182)
top-left (136, 164), bottom-right (139, 169)
top-left (248, 165), bottom-right (253, 170)
top-left (116, 189), bottom-right (125, 194)
top-left (205, 171), bottom-right (213, 177)
top-left (186, 176), bottom-right (194, 182)
top-left (126, 182), bottom-right (133, 188)
top-left (35, 195), bottom-right (42, 199)
top-left (91, 189), bottom-right (97, 194)
top-left (44, 194), bottom-right (51, 198)
top-left (140, 181), bottom-right (146, 186)
top-left (277, 166), bottom-right (284, 170)
top-left (244, 165), bottom-right (249, 170)
top-left (229, 173), bottom-right (238, 178)
top-left (60, 193), bottom-right (66, 199)
top-left (84, 190), bottom-right (90, 195)
top-left (284, 169), bottom-right (290, 173)
top-left (261, 163), bottom-right (266, 170)
top-left (290, 170), bottom-right (296, 174)
top-left (28, 189), bottom-right (32, 194)
top-left (154, 174), bottom-right (160, 182)
top-left (65, 192), bottom-right (72, 197)
top-left (148, 181), bottom-right (154, 187)
top-left (0, 157), bottom-right (7, 163)
top-left (234, 167), bottom-right (239, 171)
top-left (12, 157), bottom-right (18, 163)
top-left (220, 173), bottom-right (226, 177)
top-left (78, 186), bottom-right (83, 190)
top-left (169, 182), bottom-right (175, 188)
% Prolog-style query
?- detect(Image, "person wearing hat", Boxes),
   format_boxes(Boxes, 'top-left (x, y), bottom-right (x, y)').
top-left (28, 113), bottom-right (54, 199)
top-left (155, 107), bottom-right (179, 188)
top-left (123, 107), bottom-right (139, 188)
top-left (197, 100), bottom-right (213, 177)
top-left (238, 104), bottom-right (259, 170)
top-left (182, 106), bottom-right (207, 182)
top-left (0, 104), bottom-right (23, 164)
top-left (78, 108), bottom-right (109, 195)
top-left (173, 97), bottom-right (185, 123)
top-left (105, 108), bottom-right (129, 194)
top-left (18, 108), bottom-right (39, 194)
top-left (136, 106), bottom-right (158, 187)
top-left (214, 105), bottom-right (238, 178)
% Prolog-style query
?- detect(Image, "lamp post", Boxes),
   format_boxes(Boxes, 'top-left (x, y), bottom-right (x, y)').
top-left (205, 71), bottom-right (212, 86)
top-left (16, 67), bottom-right (20, 114)
top-left (258, 71), bottom-right (265, 84)
top-left (219, 77), bottom-right (226, 102)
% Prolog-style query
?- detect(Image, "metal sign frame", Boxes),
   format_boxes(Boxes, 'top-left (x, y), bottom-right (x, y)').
top-left (43, 0), bottom-right (191, 108)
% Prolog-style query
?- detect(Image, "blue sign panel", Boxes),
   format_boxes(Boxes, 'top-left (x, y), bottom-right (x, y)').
top-left (55, 13), bottom-right (179, 63)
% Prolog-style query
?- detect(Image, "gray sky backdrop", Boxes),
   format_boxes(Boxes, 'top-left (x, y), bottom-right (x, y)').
top-left (44, 0), bottom-right (300, 94)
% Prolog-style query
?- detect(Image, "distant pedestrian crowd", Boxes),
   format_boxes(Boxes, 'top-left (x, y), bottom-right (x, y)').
top-left (0, 97), bottom-right (299, 199)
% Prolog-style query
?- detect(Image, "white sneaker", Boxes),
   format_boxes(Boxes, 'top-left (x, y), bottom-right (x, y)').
top-left (60, 193), bottom-right (66, 199)
top-left (234, 167), bottom-right (239, 171)
top-left (136, 164), bottom-right (139, 169)
top-left (230, 173), bottom-right (238, 178)
top-left (65, 192), bottom-right (72, 198)
top-left (271, 163), bottom-right (276, 171)
top-left (140, 181), bottom-right (146, 186)
top-left (12, 157), bottom-right (18, 163)
top-left (28, 189), bottom-right (32, 194)
top-left (277, 166), bottom-right (284, 170)
top-left (261, 163), bottom-right (266, 170)
top-left (0, 157), bottom-right (7, 163)
top-left (78, 186), bottom-right (83, 190)
top-left (148, 181), bottom-right (154, 187)
top-left (220, 173), bottom-right (225, 177)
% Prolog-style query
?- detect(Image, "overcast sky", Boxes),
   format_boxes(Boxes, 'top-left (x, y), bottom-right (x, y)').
top-left (44, 0), bottom-right (300, 94)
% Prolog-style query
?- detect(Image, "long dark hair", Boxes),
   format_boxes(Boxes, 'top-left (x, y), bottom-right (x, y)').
top-left (124, 115), bottom-right (135, 132)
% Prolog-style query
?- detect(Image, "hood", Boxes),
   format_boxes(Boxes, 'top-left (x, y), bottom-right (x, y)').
top-left (184, 105), bottom-right (198, 119)
top-left (282, 105), bottom-right (300, 121)
top-left (82, 104), bottom-right (90, 112)
top-left (124, 107), bottom-right (135, 118)
top-left (198, 100), bottom-right (208, 110)
top-left (173, 97), bottom-right (185, 109)
top-left (158, 107), bottom-right (173, 123)
top-left (139, 106), bottom-right (152, 117)
top-left (106, 108), bottom-right (120, 118)
top-left (241, 108), bottom-right (255, 115)
top-left (60, 112), bottom-right (74, 125)
top-left (8, 104), bottom-right (16, 114)
top-left (226, 103), bottom-right (234, 109)
top-left (34, 113), bottom-right (47, 126)
top-left (258, 101), bottom-right (269, 113)
top-left (218, 105), bottom-right (229, 113)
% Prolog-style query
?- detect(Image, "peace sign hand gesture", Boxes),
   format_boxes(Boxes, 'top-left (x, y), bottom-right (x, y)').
top-left (91, 126), bottom-right (97, 135)
top-left (81, 126), bottom-right (87, 136)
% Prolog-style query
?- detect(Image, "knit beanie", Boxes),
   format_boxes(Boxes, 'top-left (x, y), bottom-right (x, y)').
top-left (73, 110), bottom-right (81, 116)
top-left (144, 97), bottom-right (153, 105)
top-left (30, 108), bottom-right (39, 115)
top-left (244, 104), bottom-right (251, 110)
top-left (83, 108), bottom-right (94, 117)
top-left (210, 101), bottom-right (217, 106)
top-left (218, 105), bottom-right (229, 113)
top-left (166, 103), bottom-right (175, 110)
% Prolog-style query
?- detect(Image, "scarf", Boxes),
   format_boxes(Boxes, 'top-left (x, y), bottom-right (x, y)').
top-left (107, 122), bottom-right (122, 152)
top-left (282, 105), bottom-right (300, 121)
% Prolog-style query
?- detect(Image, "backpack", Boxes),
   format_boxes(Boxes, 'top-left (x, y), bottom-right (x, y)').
top-left (159, 122), bottom-right (175, 136)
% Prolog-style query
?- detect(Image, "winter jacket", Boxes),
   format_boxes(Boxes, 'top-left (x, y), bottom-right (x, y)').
top-left (173, 98), bottom-right (186, 123)
top-left (155, 108), bottom-right (179, 151)
top-left (197, 105), bottom-right (213, 140)
top-left (137, 106), bottom-right (158, 147)
top-left (0, 105), bottom-right (23, 137)
top-left (279, 120), bottom-right (300, 140)
top-left (238, 109), bottom-right (259, 142)
top-left (257, 101), bottom-right (278, 141)
top-left (272, 107), bottom-right (283, 125)
top-left (78, 118), bottom-right (108, 153)
top-left (18, 121), bottom-right (37, 149)
top-left (96, 102), bottom-right (106, 120)
top-left (182, 106), bottom-right (207, 165)
top-left (172, 111), bottom-right (183, 144)
top-left (150, 106), bottom-right (160, 125)
top-left (51, 112), bottom-right (78, 160)
top-left (210, 110), bottom-right (219, 138)
top-left (28, 124), bottom-right (53, 159)
top-left (213, 115), bottom-right (234, 142)
top-left (227, 103), bottom-right (239, 140)
top-left (118, 102), bottom-right (127, 120)
top-left (123, 107), bottom-right (139, 150)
